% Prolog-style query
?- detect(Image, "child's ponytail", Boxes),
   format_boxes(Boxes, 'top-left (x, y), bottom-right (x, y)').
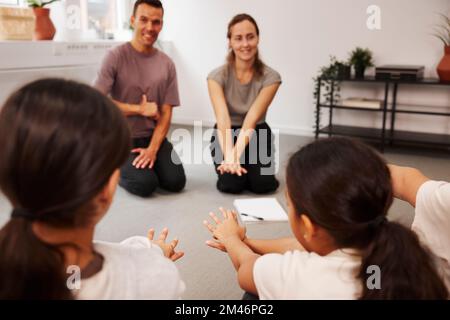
top-left (359, 220), bottom-right (447, 299)
top-left (0, 218), bottom-right (71, 299)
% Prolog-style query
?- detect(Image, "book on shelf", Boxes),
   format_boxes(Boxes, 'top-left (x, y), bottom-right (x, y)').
top-left (340, 97), bottom-right (383, 109)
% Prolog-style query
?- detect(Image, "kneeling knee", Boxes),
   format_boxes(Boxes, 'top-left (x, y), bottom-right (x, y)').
top-left (120, 175), bottom-right (159, 198)
top-left (216, 175), bottom-right (246, 194)
top-left (160, 173), bottom-right (186, 193)
top-left (248, 177), bottom-right (279, 194)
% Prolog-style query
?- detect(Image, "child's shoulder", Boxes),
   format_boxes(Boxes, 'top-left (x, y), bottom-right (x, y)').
top-left (78, 237), bottom-right (185, 300)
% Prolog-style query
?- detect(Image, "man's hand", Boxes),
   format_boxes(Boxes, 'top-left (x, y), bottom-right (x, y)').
top-left (139, 94), bottom-right (160, 120)
top-left (132, 147), bottom-right (157, 169)
top-left (148, 228), bottom-right (184, 262)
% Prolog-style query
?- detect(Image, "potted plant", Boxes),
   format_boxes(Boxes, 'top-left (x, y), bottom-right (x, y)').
top-left (349, 47), bottom-right (374, 79)
top-left (433, 13), bottom-right (450, 82)
top-left (335, 60), bottom-right (351, 80)
top-left (313, 56), bottom-right (344, 106)
top-left (27, 0), bottom-right (60, 40)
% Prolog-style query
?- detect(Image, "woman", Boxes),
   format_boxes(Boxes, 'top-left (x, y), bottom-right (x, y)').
top-left (208, 14), bottom-right (282, 194)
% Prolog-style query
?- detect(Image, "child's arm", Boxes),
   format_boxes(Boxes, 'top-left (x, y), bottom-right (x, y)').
top-left (388, 164), bottom-right (430, 207)
top-left (244, 238), bottom-right (304, 254)
top-left (204, 209), bottom-right (260, 295)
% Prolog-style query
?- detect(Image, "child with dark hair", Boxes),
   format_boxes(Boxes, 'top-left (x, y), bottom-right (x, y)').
top-left (204, 137), bottom-right (447, 299)
top-left (0, 78), bottom-right (184, 299)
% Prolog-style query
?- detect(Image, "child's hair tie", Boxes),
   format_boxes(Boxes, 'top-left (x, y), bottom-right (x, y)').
top-left (369, 215), bottom-right (388, 228)
top-left (11, 208), bottom-right (36, 221)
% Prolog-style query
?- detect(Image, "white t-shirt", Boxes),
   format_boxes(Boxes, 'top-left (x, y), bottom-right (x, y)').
top-left (413, 180), bottom-right (450, 291)
top-left (75, 236), bottom-right (185, 300)
top-left (253, 249), bottom-right (362, 300)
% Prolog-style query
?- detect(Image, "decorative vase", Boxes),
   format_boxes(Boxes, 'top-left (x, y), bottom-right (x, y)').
top-left (33, 8), bottom-right (56, 40)
top-left (354, 65), bottom-right (366, 79)
top-left (437, 46), bottom-right (450, 82)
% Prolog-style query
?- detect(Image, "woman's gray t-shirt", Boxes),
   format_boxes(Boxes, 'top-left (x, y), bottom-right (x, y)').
top-left (207, 64), bottom-right (282, 126)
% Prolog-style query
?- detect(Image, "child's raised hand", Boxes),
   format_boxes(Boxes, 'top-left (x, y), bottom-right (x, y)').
top-left (203, 208), bottom-right (247, 251)
top-left (148, 228), bottom-right (184, 262)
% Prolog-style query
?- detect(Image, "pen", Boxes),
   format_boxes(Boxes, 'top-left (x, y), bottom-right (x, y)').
top-left (240, 213), bottom-right (264, 221)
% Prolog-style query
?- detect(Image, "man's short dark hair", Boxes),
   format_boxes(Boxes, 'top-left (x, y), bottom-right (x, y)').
top-left (133, 0), bottom-right (164, 16)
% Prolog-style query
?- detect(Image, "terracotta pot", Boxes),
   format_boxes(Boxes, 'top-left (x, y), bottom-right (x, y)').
top-left (437, 46), bottom-right (450, 82)
top-left (33, 8), bottom-right (56, 41)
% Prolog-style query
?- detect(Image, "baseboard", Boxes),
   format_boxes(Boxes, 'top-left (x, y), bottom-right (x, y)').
top-left (172, 117), bottom-right (314, 137)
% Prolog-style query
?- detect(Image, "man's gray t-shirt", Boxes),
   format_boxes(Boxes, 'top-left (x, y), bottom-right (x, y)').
top-left (94, 42), bottom-right (180, 138)
top-left (207, 64), bottom-right (281, 126)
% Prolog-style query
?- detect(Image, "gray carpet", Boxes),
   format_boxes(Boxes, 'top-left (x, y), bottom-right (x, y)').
top-left (0, 124), bottom-right (449, 299)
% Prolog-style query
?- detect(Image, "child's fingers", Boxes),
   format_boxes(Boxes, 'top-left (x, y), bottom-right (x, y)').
top-left (171, 251), bottom-right (184, 262)
top-left (206, 240), bottom-right (226, 252)
top-left (219, 207), bottom-right (228, 218)
top-left (209, 211), bottom-right (221, 224)
top-left (158, 228), bottom-right (169, 241)
top-left (203, 220), bottom-right (215, 234)
top-left (227, 209), bottom-right (236, 219)
top-left (147, 228), bottom-right (155, 241)
top-left (170, 238), bottom-right (179, 249)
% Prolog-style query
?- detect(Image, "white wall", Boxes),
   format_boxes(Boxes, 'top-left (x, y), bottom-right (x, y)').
top-left (161, 0), bottom-right (450, 136)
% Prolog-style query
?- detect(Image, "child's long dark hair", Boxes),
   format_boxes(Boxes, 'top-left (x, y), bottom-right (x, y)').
top-left (286, 137), bottom-right (447, 299)
top-left (0, 78), bottom-right (131, 299)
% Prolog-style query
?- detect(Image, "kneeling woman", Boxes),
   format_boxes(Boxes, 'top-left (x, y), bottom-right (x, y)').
top-left (208, 14), bottom-right (281, 194)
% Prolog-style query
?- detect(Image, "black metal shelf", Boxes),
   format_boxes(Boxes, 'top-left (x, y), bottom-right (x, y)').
top-left (318, 125), bottom-right (384, 140)
top-left (319, 104), bottom-right (384, 112)
top-left (315, 76), bottom-right (450, 152)
top-left (324, 76), bottom-right (450, 86)
top-left (319, 104), bottom-right (450, 116)
top-left (319, 125), bottom-right (450, 147)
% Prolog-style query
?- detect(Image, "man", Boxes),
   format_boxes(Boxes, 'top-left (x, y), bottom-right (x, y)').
top-left (94, 0), bottom-right (186, 197)
top-left (389, 164), bottom-right (449, 292)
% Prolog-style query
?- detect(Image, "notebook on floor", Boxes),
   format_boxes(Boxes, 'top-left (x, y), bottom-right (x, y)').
top-left (233, 198), bottom-right (288, 222)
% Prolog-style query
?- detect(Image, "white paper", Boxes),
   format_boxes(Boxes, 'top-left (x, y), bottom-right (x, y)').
top-left (233, 198), bottom-right (288, 222)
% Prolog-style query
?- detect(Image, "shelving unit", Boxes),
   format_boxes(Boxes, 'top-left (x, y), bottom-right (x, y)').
top-left (315, 76), bottom-right (450, 151)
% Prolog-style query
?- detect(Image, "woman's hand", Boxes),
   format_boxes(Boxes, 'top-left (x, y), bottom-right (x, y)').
top-left (217, 160), bottom-right (248, 177)
top-left (203, 208), bottom-right (247, 252)
top-left (148, 228), bottom-right (184, 261)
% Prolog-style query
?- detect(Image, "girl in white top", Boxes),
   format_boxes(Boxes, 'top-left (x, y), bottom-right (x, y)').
top-left (204, 137), bottom-right (447, 299)
top-left (389, 164), bottom-right (450, 293)
top-left (0, 78), bottom-right (184, 300)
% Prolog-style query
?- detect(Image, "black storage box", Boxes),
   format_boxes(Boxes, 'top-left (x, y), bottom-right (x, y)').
top-left (375, 65), bottom-right (424, 81)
